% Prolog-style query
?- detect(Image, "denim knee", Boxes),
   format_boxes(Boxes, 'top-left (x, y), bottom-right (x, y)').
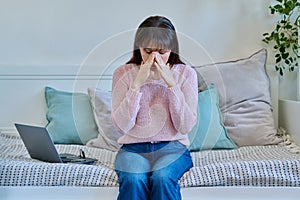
top-left (150, 169), bottom-right (181, 200)
top-left (117, 171), bottom-right (150, 200)
top-left (150, 169), bottom-right (177, 185)
top-left (117, 171), bottom-right (148, 184)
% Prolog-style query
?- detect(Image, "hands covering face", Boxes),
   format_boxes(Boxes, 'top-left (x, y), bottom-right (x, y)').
top-left (131, 49), bottom-right (176, 90)
top-left (152, 53), bottom-right (176, 87)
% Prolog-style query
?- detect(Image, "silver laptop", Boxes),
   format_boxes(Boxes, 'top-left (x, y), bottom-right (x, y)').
top-left (15, 123), bottom-right (97, 164)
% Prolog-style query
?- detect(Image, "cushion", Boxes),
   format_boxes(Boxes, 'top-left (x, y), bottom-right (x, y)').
top-left (188, 83), bottom-right (237, 151)
top-left (193, 49), bottom-right (282, 146)
top-left (86, 88), bottom-right (121, 151)
top-left (45, 86), bottom-right (99, 144)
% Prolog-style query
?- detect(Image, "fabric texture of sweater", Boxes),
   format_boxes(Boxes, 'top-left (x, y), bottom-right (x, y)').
top-left (111, 63), bottom-right (198, 146)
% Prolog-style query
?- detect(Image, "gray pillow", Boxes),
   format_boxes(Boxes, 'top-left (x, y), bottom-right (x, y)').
top-left (193, 49), bottom-right (282, 146)
top-left (86, 88), bottom-right (121, 151)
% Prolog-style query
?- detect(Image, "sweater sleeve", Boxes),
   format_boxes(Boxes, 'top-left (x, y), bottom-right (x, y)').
top-left (111, 67), bottom-right (142, 134)
top-left (167, 66), bottom-right (198, 134)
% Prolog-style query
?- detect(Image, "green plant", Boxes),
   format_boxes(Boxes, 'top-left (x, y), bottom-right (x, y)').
top-left (262, 0), bottom-right (300, 76)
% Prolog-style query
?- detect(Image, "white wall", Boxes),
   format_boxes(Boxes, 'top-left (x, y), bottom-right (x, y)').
top-left (0, 0), bottom-right (284, 128)
top-left (0, 0), bottom-right (277, 68)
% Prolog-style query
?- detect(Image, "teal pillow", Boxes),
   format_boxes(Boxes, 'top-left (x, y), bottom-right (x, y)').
top-left (45, 86), bottom-right (99, 144)
top-left (188, 83), bottom-right (237, 151)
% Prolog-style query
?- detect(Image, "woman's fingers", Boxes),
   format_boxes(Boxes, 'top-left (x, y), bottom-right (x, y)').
top-left (153, 55), bottom-right (175, 87)
top-left (154, 54), bottom-right (164, 66)
top-left (154, 54), bottom-right (169, 71)
top-left (145, 53), bottom-right (155, 64)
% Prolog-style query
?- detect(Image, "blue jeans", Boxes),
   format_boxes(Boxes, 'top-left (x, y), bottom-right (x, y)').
top-left (114, 141), bottom-right (193, 200)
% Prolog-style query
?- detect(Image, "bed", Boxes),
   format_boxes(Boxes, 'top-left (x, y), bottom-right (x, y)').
top-left (1, 49), bottom-right (300, 199)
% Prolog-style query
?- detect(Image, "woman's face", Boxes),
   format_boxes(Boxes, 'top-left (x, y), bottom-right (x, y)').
top-left (139, 47), bottom-right (171, 65)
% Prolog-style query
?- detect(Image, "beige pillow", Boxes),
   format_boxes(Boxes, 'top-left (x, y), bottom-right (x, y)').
top-left (193, 49), bottom-right (282, 146)
top-left (86, 88), bottom-right (121, 151)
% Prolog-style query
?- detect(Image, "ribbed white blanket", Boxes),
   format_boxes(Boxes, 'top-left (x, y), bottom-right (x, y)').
top-left (1, 133), bottom-right (300, 187)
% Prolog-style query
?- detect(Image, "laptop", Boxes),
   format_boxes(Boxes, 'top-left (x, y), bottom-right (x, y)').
top-left (15, 123), bottom-right (97, 164)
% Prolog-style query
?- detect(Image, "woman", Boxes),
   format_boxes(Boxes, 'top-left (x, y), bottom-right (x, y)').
top-left (111, 15), bottom-right (198, 200)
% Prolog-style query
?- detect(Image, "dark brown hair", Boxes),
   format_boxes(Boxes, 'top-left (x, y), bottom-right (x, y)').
top-left (127, 16), bottom-right (184, 65)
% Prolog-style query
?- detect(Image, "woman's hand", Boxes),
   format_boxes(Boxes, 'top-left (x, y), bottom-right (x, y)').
top-left (131, 53), bottom-right (155, 90)
top-left (154, 54), bottom-right (176, 87)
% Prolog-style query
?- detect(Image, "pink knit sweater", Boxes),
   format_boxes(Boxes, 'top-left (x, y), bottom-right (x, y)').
top-left (111, 63), bottom-right (198, 146)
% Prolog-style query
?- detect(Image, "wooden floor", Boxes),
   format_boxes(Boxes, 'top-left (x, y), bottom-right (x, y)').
top-left (1, 186), bottom-right (300, 200)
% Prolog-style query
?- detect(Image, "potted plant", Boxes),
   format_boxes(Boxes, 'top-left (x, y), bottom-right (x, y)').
top-left (262, 0), bottom-right (299, 76)
top-left (262, 0), bottom-right (300, 145)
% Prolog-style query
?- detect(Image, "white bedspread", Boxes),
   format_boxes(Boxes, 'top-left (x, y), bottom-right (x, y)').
top-left (1, 133), bottom-right (300, 187)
